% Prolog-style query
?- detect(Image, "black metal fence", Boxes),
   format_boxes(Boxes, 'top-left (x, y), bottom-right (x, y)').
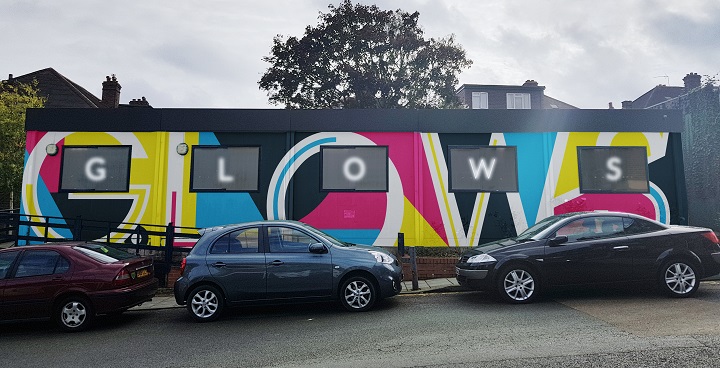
top-left (0, 209), bottom-right (201, 286)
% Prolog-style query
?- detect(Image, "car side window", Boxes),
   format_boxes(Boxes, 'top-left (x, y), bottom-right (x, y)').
top-left (267, 227), bottom-right (318, 253)
top-left (555, 217), bottom-right (624, 242)
top-left (623, 217), bottom-right (665, 235)
top-left (210, 227), bottom-right (260, 254)
top-left (0, 251), bottom-right (20, 279)
top-left (14, 250), bottom-right (69, 278)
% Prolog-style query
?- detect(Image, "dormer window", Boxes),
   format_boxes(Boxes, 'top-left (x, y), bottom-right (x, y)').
top-left (507, 93), bottom-right (531, 109)
top-left (471, 92), bottom-right (488, 109)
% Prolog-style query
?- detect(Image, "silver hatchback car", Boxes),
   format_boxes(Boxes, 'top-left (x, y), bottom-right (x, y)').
top-left (174, 220), bottom-right (403, 322)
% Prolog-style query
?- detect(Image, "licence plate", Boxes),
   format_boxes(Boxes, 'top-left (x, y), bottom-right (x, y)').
top-left (137, 269), bottom-right (150, 278)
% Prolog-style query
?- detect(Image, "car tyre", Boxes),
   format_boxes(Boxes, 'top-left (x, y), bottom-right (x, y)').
top-left (187, 285), bottom-right (224, 322)
top-left (659, 260), bottom-right (699, 298)
top-left (55, 296), bottom-right (94, 332)
top-left (340, 276), bottom-right (376, 312)
top-left (496, 265), bottom-right (539, 304)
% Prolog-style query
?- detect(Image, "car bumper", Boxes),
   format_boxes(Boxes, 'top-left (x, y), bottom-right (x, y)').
top-left (375, 263), bottom-right (404, 298)
top-left (455, 265), bottom-right (494, 291)
top-left (173, 276), bottom-right (189, 305)
top-left (91, 277), bottom-right (159, 314)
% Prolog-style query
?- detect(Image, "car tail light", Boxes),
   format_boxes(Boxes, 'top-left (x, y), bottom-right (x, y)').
top-left (702, 231), bottom-right (720, 244)
top-left (179, 258), bottom-right (187, 276)
top-left (113, 268), bottom-right (132, 287)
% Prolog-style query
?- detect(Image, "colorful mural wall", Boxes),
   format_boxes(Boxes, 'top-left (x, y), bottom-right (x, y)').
top-left (21, 109), bottom-right (687, 247)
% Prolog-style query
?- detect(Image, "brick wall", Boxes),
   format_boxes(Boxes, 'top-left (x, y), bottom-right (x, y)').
top-left (401, 257), bottom-right (457, 280)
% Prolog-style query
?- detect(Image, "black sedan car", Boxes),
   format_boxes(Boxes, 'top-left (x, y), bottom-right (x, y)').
top-left (456, 211), bottom-right (720, 303)
top-left (174, 220), bottom-right (403, 322)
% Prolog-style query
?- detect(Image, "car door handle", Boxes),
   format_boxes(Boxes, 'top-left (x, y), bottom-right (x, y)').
top-left (211, 262), bottom-right (227, 268)
top-left (613, 246), bottom-right (629, 250)
top-left (269, 260), bottom-right (284, 266)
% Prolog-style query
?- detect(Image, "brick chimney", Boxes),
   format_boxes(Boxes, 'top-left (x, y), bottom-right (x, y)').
top-left (683, 72), bottom-right (701, 91)
top-left (101, 74), bottom-right (121, 108)
top-left (522, 80), bottom-right (539, 87)
top-left (621, 100), bottom-right (633, 109)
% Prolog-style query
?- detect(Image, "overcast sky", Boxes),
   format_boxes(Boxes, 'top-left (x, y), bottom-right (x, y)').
top-left (2, 0), bottom-right (718, 109)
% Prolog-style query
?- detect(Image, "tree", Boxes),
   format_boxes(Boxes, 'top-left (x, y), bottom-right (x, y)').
top-left (0, 79), bottom-right (45, 209)
top-left (259, 0), bottom-right (472, 109)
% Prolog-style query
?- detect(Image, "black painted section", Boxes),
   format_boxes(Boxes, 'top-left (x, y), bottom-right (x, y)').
top-left (437, 133), bottom-right (492, 235)
top-left (26, 108), bottom-right (684, 133)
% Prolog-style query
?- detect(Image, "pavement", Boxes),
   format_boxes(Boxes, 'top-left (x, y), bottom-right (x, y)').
top-left (131, 277), bottom-right (461, 311)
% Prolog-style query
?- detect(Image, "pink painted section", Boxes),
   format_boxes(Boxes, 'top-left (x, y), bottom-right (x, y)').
top-left (554, 194), bottom-right (656, 219)
top-left (25, 131), bottom-right (47, 153)
top-left (359, 132), bottom-right (448, 244)
top-left (360, 132), bottom-right (416, 202)
top-left (38, 138), bottom-right (64, 193)
top-left (171, 191), bottom-right (177, 224)
top-left (300, 192), bottom-right (387, 229)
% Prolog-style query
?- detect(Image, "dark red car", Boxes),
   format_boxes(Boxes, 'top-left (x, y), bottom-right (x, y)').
top-left (0, 242), bottom-right (158, 332)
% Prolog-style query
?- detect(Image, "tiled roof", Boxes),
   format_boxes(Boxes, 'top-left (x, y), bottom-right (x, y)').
top-left (631, 85), bottom-right (683, 109)
top-left (543, 95), bottom-right (578, 109)
top-left (9, 68), bottom-right (101, 108)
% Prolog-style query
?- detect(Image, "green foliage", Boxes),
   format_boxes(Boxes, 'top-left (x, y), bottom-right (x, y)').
top-left (259, 0), bottom-right (472, 109)
top-left (0, 79), bottom-right (45, 208)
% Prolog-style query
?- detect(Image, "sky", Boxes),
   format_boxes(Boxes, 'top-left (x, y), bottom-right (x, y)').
top-left (2, 0), bottom-right (719, 109)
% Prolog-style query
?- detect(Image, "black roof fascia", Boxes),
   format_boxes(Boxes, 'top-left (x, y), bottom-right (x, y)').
top-left (25, 108), bottom-right (684, 133)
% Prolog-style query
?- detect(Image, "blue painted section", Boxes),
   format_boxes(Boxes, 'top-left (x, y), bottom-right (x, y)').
top-left (649, 186), bottom-right (667, 224)
top-left (322, 229), bottom-right (381, 245)
top-left (504, 132), bottom-right (557, 226)
top-left (195, 133), bottom-right (264, 228)
top-left (273, 137), bottom-right (336, 219)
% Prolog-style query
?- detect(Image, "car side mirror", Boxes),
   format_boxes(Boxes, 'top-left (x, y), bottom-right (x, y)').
top-left (548, 235), bottom-right (569, 246)
top-left (309, 243), bottom-right (328, 254)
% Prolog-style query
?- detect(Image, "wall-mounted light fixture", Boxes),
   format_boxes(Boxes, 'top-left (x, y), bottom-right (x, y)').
top-left (46, 143), bottom-right (59, 156)
top-left (176, 143), bottom-right (189, 156)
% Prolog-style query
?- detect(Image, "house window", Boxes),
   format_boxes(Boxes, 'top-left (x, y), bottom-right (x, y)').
top-left (471, 92), bottom-right (488, 109)
top-left (448, 146), bottom-right (519, 192)
top-left (190, 146), bottom-right (260, 192)
top-left (577, 146), bottom-right (649, 193)
top-left (507, 93), bottom-right (531, 109)
top-left (320, 146), bottom-right (388, 192)
top-left (59, 146), bottom-right (131, 192)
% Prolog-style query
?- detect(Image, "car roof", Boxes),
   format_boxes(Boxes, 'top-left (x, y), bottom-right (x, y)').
top-left (199, 220), bottom-right (309, 236)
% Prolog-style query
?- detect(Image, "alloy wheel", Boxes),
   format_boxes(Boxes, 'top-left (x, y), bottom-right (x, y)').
top-left (344, 280), bottom-right (371, 309)
top-left (191, 289), bottom-right (219, 318)
top-left (61, 301), bottom-right (88, 328)
top-left (503, 269), bottom-right (535, 301)
top-left (664, 262), bottom-right (696, 295)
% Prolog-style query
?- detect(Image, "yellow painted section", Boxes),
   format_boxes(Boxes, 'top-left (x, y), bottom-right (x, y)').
top-left (610, 133), bottom-right (651, 156)
top-left (469, 192), bottom-right (486, 245)
top-left (555, 132), bottom-right (600, 197)
top-left (397, 197), bottom-right (447, 246)
top-left (63, 132), bottom-right (162, 237)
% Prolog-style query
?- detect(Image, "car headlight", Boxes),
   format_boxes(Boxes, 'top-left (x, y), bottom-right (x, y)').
top-left (467, 254), bottom-right (497, 263)
top-left (369, 251), bottom-right (394, 264)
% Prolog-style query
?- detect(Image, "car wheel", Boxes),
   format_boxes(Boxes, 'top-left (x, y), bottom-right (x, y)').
top-left (660, 260), bottom-right (699, 298)
top-left (187, 285), bottom-right (224, 322)
top-left (497, 265), bottom-right (539, 304)
top-left (55, 296), bottom-right (94, 332)
top-left (340, 276), bottom-right (376, 312)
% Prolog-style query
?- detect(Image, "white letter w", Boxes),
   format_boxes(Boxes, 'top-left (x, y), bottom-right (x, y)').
top-left (468, 157), bottom-right (497, 180)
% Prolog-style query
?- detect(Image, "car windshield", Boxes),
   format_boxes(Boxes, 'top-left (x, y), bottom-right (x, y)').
top-left (515, 215), bottom-right (569, 241)
top-left (73, 244), bottom-right (136, 263)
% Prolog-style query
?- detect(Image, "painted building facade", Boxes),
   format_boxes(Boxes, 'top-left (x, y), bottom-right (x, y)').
top-left (22, 108), bottom-right (686, 247)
